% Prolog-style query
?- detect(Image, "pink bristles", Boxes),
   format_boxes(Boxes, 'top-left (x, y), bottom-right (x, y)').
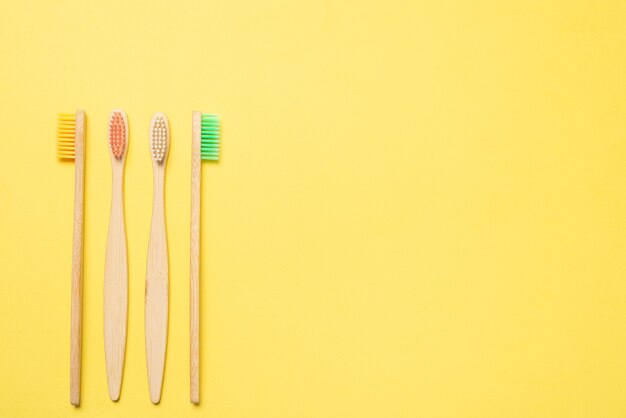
top-left (108, 111), bottom-right (127, 159)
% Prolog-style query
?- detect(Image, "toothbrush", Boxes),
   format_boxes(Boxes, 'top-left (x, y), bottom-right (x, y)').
top-left (104, 109), bottom-right (129, 401)
top-left (57, 110), bottom-right (86, 406)
top-left (190, 112), bottom-right (220, 404)
top-left (145, 112), bottom-right (170, 404)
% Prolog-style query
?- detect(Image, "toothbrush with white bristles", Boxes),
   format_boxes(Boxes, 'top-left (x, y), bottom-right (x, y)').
top-left (145, 112), bottom-right (170, 404)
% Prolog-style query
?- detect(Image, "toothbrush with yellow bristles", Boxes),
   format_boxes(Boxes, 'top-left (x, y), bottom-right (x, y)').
top-left (190, 112), bottom-right (221, 404)
top-left (57, 110), bottom-right (86, 406)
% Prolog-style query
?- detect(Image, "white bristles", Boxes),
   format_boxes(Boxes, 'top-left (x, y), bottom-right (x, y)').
top-left (150, 113), bottom-right (169, 163)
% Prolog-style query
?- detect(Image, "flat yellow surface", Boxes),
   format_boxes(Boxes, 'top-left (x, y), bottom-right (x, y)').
top-left (1, 0), bottom-right (626, 417)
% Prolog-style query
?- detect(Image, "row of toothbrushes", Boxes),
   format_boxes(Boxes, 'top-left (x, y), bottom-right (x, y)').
top-left (58, 109), bottom-right (220, 406)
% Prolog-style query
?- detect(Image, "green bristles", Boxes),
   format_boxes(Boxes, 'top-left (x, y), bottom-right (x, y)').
top-left (200, 114), bottom-right (220, 161)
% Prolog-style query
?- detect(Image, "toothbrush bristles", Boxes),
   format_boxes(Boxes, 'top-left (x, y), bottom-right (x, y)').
top-left (200, 114), bottom-right (220, 161)
top-left (57, 113), bottom-right (76, 159)
top-left (150, 114), bottom-right (168, 163)
top-left (108, 110), bottom-right (127, 159)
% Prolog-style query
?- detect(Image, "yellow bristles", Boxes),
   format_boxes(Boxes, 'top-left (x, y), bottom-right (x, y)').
top-left (57, 113), bottom-right (77, 159)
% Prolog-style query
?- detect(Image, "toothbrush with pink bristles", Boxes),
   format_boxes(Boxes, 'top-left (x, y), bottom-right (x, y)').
top-left (104, 109), bottom-right (129, 401)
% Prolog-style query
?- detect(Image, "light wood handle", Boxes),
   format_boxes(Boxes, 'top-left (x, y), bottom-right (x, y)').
top-left (146, 165), bottom-right (168, 404)
top-left (70, 110), bottom-right (85, 406)
top-left (190, 111), bottom-right (201, 404)
top-left (104, 162), bottom-right (128, 401)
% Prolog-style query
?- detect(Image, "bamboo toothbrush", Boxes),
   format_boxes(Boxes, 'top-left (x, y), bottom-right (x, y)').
top-left (190, 112), bottom-right (221, 404)
top-left (57, 110), bottom-right (86, 406)
top-left (145, 112), bottom-right (170, 404)
top-left (104, 109), bottom-right (129, 401)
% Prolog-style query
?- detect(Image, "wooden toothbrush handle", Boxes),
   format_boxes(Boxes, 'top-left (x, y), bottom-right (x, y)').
top-left (70, 110), bottom-right (85, 406)
top-left (104, 164), bottom-right (128, 401)
top-left (146, 167), bottom-right (169, 404)
top-left (190, 111), bottom-right (201, 404)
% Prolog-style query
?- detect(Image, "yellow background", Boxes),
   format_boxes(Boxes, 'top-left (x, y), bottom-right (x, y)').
top-left (1, 0), bottom-right (626, 417)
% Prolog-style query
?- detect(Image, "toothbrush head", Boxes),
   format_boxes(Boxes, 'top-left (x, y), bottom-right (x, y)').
top-left (57, 113), bottom-right (77, 159)
top-left (150, 113), bottom-right (169, 163)
top-left (108, 109), bottom-right (128, 159)
top-left (200, 114), bottom-right (220, 161)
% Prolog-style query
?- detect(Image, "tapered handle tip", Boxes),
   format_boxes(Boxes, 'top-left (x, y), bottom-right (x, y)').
top-left (150, 388), bottom-right (161, 404)
top-left (108, 383), bottom-right (121, 402)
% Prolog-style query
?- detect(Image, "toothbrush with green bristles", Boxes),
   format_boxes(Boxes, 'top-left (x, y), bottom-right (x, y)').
top-left (190, 111), bottom-right (221, 404)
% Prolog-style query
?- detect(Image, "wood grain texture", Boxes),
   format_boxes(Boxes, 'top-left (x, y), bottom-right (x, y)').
top-left (104, 110), bottom-right (129, 401)
top-left (146, 113), bottom-right (170, 404)
top-left (190, 111), bottom-right (201, 404)
top-left (70, 110), bottom-right (85, 406)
